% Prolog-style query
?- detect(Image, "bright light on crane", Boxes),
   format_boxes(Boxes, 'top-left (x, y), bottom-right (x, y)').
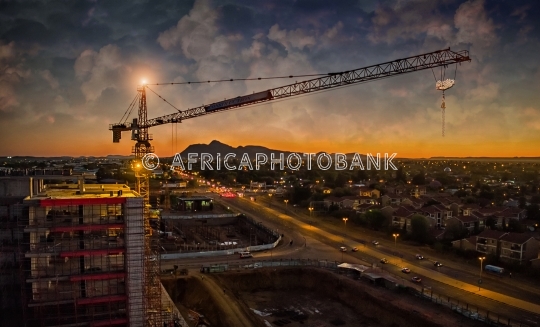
top-left (141, 79), bottom-right (147, 85)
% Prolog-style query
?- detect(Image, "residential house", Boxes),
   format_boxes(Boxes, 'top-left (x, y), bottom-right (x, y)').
top-left (391, 206), bottom-right (416, 231)
top-left (476, 229), bottom-right (507, 257)
top-left (499, 233), bottom-right (539, 264)
top-left (410, 185), bottom-right (427, 198)
top-left (356, 204), bottom-right (380, 214)
top-left (451, 236), bottom-right (478, 251)
top-left (359, 187), bottom-right (381, 198)
top-left (323, 196), bottom-right (344, 209)
top-left (385, 185), bottom-right (407, 195)
top-left (419, 205), bottom-right (445, 229)
top-left (501, 207), bottom-right (527, 220)
top-left (456, 203), bottom-right (481, 217)
top-left (401, 197), bottom-right (425, 209)
top-left (381, 194), bottom-right (405, 206)
top-left (445, 215), bottom-right (481, 236)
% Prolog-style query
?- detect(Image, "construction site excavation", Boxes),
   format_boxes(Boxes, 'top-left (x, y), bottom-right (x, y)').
top-left (160, 215), bottom-right (279, 255)
top-left (162, 267), bottom-right (489, 327)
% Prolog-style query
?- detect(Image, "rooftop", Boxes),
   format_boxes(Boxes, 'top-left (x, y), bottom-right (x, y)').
top-left (24, 184), bottom-right (139, 203)
top-left (500, 233), bottom-right (536, 245)
top-left (476, 229), bottom-right (507, 240)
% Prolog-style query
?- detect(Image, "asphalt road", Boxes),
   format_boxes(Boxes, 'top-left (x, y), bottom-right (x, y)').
top-left (163, 193), bottom-right (540, 325)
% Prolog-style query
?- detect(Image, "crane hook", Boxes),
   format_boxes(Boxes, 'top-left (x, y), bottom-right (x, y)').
top-left (441, 92), bottom-right (446, 109)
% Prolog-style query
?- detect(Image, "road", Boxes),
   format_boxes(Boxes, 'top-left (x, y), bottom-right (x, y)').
top-left (162, 192), bottom-right (540, 322)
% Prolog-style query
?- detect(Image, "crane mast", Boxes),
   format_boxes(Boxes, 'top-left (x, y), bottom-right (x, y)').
top-left (109, 47), bottom-right (470, 327)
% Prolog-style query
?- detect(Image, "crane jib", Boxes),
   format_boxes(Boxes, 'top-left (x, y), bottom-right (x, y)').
top-left (205, 90), bottom-right (272, 112)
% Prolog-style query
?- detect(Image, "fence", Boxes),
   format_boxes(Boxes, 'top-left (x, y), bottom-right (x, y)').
top-left (414, 287), bottom-right (535, 327)
top-left (171, 258), bottom-right (535, 327)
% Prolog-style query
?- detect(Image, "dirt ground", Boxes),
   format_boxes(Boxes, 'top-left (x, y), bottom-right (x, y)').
top-left (162, 267), bottom-right (489, 327)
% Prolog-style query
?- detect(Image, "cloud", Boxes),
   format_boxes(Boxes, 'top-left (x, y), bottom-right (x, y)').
top-left (40, 70), bottom-right (59, 89)
top-left (454, 0), bottom-right (498, 58)
top-left (267, 24), bottom-right (316, 51)
top-left (157, 0), bottom-right (219, 61)
top-left (0, 41), bottom-right (31, 112)
top-left (74, 44), bottom-right (130, 102)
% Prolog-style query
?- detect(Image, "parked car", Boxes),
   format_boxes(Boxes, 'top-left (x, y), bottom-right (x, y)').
top-left (401, 267), bottom-right (411, 274)
top-left (340, 246), bottom-right (347, 252)
top-left (411, 276), bottom-right (422, 283)
top-left (415, 254), bottom-right (424, 260)
top-left (351, 247), bottom-right (358, 252)
top-left (380, 258), bottom-right (388, 264)
top-left (372, 240), bottom-right (379, 245)
top-left (434, 261), bottom-right (443, 267)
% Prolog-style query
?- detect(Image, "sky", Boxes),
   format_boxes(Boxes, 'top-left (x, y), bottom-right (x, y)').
top-left (0, 0), bottom-right (539, 158)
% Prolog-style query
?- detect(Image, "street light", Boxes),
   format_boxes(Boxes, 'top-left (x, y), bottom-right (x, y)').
top-left (268, 193), bottom-right (273, 207)
top-left (284, 199), bottom-right (289, 207)
top-left (393, 233), bottom-right (399, 247)
top-left (308, 207), bottom-right (313, 218)
top-left (479, 256), bottom-right (485, 279)
top-left (479, 256), bottom-right (485, 290)
top-left (342, 217), bottom-right (348, 227)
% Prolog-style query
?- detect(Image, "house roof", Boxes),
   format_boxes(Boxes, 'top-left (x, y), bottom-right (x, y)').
top-left (451, 236), bottom-right (477, 246)
top-left (462, 204), bottom-right (481, 210)
top-left (324, 196), bottom-right (343, 202)
top-left (429, 229), bottom-right (445, 239)
top-left (476, 229), bottom-right (507, 240)
top-left (357, 203), bottom-right (376, 209)
top-left (502, 207), bottom-right (526, 214)
top-left (420, 206), bottom-right (443, 214)
top-left (453, 215), bottom-right (479, 223)
top-left (359, 187), bottom-right (376, 192)
top-left (437, 197), bottom-right (461, 206)
top-left (500, 233), bottom-right (535, 245)
top-left (477, 207), bottom-right (506, 215)
top-left (393, 206), bottom-right (415, 217)
top-left (383, 193), bottom-right (404, 199)
top-left (406, 197), bottom-right (425, 204)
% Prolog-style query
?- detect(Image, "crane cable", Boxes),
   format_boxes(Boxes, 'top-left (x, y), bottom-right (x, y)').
top-left (146, 73), bottom-right (332, 86)
top-left (119, 93), bottom-right (140, 124)
top-left (146, 85), bottom-right (182, 112)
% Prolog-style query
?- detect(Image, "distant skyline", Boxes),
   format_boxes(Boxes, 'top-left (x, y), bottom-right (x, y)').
top-left (1, 0), bottom-right (539, 158)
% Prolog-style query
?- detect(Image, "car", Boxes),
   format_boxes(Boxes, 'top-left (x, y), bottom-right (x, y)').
top-left (351, 247), bottom-right (358, 252)
top-left (239, 251), bottom-right (253, 258)
top-left (411, 276), bottom-right (422, 283)
top-left (415, 254), bottom-right (424, 260)
top-left (434, 261), bottom-right (443, 267)
top-left (380, 258), bottom-right (388, 264)
top-left (340, 246), bottom-right (347, 252)
top-left (372, 240), bottom-right (379, 245)
top-left (401, 268), bottom-right (411, 273)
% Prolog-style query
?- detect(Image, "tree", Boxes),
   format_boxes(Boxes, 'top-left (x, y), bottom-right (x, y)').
top-left (395, 167), bottom-right (407, 184)
top-left (454, 189), bottom-right (469, 198)
top-left (410, 214), bottom-right (430, 244)
top-left (526, 204), bottom-right (540, 221)
top-left (486, 217), bottom-right (497, 229)
top-left (363, 210), bottom-right (387, 230)
top-left (507, 219), bottom-right (524, 233)
top-left (412, 171), bottom-right (425, 185)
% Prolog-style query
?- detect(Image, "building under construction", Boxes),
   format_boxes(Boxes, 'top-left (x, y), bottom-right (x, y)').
top-left (17, 180), bottom-right (167, 326)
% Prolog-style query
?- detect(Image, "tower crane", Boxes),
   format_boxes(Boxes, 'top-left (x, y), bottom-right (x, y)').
top-left (109, 47), bottom-right (470, 326)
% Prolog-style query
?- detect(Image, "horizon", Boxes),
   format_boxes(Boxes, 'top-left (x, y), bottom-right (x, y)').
top-left (2, 139), bottom-right (540, 161)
